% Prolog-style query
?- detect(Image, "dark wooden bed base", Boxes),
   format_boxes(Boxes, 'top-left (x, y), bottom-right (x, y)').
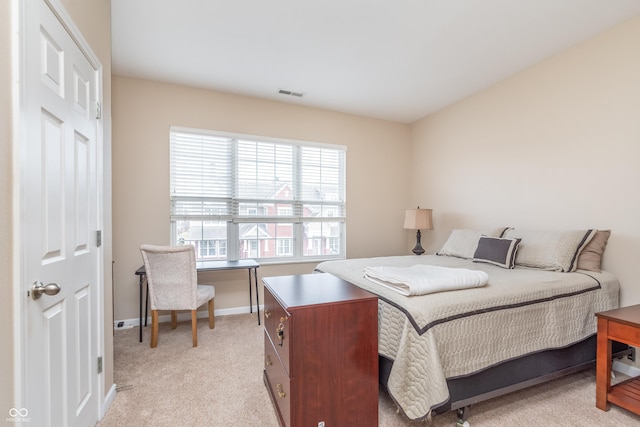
top-left (379, 335), bottom-right (630, 423)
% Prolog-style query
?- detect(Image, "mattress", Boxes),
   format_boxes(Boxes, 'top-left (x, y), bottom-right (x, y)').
top-left (315, 255), bottom-right (619, 420)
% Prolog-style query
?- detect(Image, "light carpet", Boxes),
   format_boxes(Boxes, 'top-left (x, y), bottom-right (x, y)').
top-left (99, 313), bottom-right (640, 426)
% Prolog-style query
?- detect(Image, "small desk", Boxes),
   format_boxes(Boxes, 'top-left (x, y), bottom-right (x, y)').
top-left (596, 304), bottom-right (640, 415)
top-left (135, 259), bottom-right (260, 343)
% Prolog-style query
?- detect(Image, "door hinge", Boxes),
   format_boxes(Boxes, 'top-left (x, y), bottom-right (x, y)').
top-left (97, 356), bottom-right (103, 374)
top-left (96, 101), bottom-right (102, 120)
top-left (96, 230), bottom-right (102, 247)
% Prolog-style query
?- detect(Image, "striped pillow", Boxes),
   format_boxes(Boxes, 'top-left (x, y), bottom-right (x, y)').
top-left (503, 229), bottom-right (596, 272)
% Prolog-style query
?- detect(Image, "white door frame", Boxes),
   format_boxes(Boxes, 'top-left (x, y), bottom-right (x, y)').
top-left (12, 0), bottom-right (106, 421)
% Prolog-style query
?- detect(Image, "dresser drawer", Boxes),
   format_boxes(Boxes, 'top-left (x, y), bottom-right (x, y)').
top-left (608, 321), bottom-right (640, 347)
top-left (264, 331), bottom-right (291, 427)
top-left (264, 331), bottom-right (278, 372)
top-left (263, 286), bottom-right (291, 375)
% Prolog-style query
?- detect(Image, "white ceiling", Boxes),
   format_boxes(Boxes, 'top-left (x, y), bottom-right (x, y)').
top-left (111, 0), bottom-right (640, 123)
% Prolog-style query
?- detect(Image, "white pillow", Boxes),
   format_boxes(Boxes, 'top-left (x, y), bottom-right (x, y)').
top-left (437, 228), bottom-right (510, 259)
top-left (502, 229), bottom-right (596, 272)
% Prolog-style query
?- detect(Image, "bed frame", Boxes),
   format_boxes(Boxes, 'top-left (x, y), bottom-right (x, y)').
top-left (379, 335), bottom-right (630, 424)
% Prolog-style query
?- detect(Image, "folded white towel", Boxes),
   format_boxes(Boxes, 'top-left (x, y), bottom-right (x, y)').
top-left (363, 264), bottom-right (489, 296)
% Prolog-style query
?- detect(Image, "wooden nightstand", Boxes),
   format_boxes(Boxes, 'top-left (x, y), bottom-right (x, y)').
top-left (596, 304), bottom-right (640, 415)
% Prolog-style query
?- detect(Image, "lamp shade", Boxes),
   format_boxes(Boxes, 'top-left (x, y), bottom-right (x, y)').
top-left (403, 208), bottom-right (433, 230)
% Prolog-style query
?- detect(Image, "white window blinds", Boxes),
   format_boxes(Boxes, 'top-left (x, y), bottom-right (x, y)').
top-left (170, 132), bottom-right (233, 219)
top-left (170, 127), bottom-right (346, 262)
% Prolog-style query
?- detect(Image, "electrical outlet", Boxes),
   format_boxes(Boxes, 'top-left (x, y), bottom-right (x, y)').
top-left (318, 422), bottom-right (325, 427)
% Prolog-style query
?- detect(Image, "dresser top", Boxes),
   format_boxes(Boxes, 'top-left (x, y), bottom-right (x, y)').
top-left (262, 273), bottom-right (377, 310)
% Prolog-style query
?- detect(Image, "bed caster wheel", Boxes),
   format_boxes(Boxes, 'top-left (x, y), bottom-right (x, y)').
top-left (456, 407), bottom-right (470, 427)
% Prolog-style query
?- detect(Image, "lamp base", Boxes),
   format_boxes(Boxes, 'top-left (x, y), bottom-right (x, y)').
top-left (412, 230), bottom-right (425, 255)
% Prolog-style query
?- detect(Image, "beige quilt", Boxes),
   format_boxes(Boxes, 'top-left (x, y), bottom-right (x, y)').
top-left (315, 255), bottom-right (619, 421)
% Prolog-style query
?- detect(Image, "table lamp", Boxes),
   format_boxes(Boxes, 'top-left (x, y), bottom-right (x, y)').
top-left (403, 207), bottom-right (433, 255)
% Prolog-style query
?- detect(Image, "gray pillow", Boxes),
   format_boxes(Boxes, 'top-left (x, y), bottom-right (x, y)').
top-left (473, 236), bottom-right (521, 269)
top-left (576, 230), bottom-right (610, 272)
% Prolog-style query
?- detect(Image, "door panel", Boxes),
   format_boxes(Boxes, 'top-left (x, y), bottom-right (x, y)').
top-left (74, 285), bottom-right (92, 414)
top-left (43, 301), bottom-right (66, 426)
top-left (42, 109), bottom-right (65, 260)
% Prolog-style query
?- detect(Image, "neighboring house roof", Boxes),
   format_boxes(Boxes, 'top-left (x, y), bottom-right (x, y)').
top-left (179, 224), bottom-right (227, 241)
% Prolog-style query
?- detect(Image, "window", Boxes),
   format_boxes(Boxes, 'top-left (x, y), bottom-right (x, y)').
top-left (200, 240), bottom-right (217, 257)
top-left (277, 239), bottom-right (293, 256)
top-left (170, 127), bottom-right (346, 263)
top-left (195, 239), bottom-right (227, 259)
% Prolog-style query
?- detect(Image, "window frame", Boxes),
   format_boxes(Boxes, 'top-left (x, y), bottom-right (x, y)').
top-left (170, 127), bottom-right (347, 264)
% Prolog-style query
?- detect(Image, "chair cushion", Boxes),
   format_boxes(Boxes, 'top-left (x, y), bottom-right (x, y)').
top-left (196, 284), bottom-right (215, 307)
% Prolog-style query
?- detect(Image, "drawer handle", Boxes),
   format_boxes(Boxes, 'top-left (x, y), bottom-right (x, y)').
top-left (277, 383), bottom-right (286, 398)
top-left (264, 310), bottom-right (272, 319)
top-left (276, 322), bottom-right (285, 346)
top-left (265, 355), bottom-right (272, 366)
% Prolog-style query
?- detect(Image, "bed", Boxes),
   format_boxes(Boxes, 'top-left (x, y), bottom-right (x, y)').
top-left (314, 228), bottom-right (627, 423)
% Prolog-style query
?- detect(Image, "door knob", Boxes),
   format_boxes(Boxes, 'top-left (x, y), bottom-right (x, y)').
top-left (31, 281), bottom-right (61, 300)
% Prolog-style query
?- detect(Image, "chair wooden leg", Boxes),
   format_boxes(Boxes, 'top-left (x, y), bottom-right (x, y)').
top-left (150, 310), bottom-right (159, 348)
top-left (208, 299), bottom-right (215, 329)
top-left (191, 310), bottom-right (198, 347)
top-left (171, 311), bottom-right (177, 329)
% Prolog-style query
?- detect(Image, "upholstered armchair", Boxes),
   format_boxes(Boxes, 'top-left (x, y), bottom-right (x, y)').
top-left (140, 244), bottom-right (215, 348)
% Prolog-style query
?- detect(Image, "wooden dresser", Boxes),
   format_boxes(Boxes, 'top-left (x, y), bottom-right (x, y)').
top-left (262, 273), bottom-right (379, 427)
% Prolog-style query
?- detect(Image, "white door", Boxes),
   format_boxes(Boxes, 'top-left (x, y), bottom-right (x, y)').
top-left (21, 0), bottom-right (102, 426)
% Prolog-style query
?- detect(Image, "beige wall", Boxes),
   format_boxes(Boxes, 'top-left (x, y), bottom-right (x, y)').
top-left (111, 77), bottom-right (412, 321)
top-left (112, 15), bottom-right (640, 323)
top-left (411, 15), bottom-right (640, 306)
top-left (1, 0), bottom-right (114, 415)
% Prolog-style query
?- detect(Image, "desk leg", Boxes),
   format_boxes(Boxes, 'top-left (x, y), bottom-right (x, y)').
top-left (144, 281), bottom-right (149, 327)
top-left (596, 317), bottom-right (611, 411)
top-left (254, 267), bottom-right (260, 325)
top-left (138, 275), bottom-right (144, 343)
top-left (248, 269), bottom-right (253, 314)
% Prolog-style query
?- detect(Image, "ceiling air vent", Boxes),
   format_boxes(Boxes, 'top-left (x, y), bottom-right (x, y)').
top-left (278, 89), bottom-right (304, 98)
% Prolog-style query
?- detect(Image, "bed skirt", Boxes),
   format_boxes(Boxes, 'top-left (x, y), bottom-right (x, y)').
top-left (379, 335), bottom-right (630, 416)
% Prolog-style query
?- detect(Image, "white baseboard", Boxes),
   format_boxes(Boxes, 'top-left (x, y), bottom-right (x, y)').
top-left (113, 305), bottom-right (263, 329)
top-left (613, 359), bottom-right (640, 377)
top-left (100, 383), bottom-right (117, 420)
